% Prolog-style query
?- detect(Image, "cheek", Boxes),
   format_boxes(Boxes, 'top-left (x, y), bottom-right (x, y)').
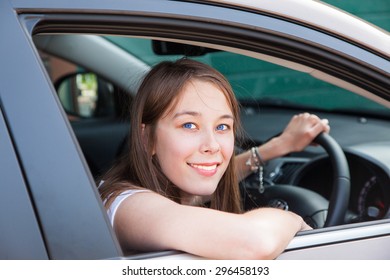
top-left (218, 134), bottom-right (235, 161)
top-left (155, 132), bottom-right (195, 164)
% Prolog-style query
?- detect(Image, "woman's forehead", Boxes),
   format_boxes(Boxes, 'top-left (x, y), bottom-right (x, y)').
top-left (172, 80), bottom-right (232, 114)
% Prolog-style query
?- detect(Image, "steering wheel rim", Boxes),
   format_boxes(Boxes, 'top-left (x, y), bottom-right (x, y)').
top-left (259, 133), bottom-right (350, 228)
top-left (313, 133), bottom-right (350, 227)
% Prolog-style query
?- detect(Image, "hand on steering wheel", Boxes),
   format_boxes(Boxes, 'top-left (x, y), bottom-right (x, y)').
top-left (264, 133), bottom-right (350, 228)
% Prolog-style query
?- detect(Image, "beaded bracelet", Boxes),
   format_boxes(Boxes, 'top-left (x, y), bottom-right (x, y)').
top-left (245, 147), bottom-right (265, 193)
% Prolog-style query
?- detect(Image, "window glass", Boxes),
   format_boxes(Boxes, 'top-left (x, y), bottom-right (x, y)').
top-left (105, 36), bottom-right (389, 115)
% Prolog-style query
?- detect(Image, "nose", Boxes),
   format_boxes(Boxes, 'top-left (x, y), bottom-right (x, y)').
top-left (200, 130), bottom-right (220, 154)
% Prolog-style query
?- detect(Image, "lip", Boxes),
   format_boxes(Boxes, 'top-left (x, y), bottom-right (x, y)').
top-left (188, 162), bottom-right (220, 176)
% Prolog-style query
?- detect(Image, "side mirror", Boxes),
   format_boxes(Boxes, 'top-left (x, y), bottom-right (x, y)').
top-left (55, 72), bottom-right (114, 119)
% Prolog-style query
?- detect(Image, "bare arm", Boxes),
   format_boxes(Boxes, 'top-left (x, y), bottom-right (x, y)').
top-left (114, 191), bottom-right (309, 259)
top-left (236, 113), bottom-right (330, 180)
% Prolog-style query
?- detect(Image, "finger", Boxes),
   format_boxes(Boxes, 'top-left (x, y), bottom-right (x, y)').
top-left (312, 118), bottom-right (329, 136)
top-left (321, 119), bottom-right (330, 133)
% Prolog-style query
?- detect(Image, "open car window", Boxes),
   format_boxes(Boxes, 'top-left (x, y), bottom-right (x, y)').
top-left (33, 30), bottom-right (390, 259)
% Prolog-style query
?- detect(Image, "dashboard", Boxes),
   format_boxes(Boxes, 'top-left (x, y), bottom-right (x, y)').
top-left (289, 149), bottom-right (390, 222)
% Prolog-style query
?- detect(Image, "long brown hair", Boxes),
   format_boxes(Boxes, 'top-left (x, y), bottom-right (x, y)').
top-left (99, 58), bottom-right (243, 213)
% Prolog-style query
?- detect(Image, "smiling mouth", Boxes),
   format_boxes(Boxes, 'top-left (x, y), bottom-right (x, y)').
top-left (188, 163), bottom-right (219, 171)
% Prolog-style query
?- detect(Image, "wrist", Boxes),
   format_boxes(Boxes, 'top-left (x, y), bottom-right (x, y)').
top-left (258, 136), bottom-right (292, 161)
top-left (245, 147), bottom-right (264, 171)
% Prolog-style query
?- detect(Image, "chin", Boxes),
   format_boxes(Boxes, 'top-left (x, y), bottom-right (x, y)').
top-left (196, 186), bottom-right (218, 196)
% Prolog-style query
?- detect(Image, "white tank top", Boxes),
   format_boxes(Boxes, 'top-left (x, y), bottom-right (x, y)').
top-left (106, 189), bottom-right (148, 227)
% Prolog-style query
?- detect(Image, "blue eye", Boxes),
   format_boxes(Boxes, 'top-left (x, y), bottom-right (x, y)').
top-left (216, 124), bottom-right (229, 131)
top-left (183, 123), bottom-right (196, 129)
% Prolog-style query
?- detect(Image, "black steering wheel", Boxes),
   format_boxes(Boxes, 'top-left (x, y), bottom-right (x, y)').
top-left (261, 133), bottom-right (350, 228)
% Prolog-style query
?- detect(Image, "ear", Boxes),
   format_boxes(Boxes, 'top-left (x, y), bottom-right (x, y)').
top-left (141, 123), bottom-right (147, 143)
top-left (141, 124), bottom-right (156, 155)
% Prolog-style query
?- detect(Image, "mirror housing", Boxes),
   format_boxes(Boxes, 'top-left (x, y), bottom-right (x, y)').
top-left (55, 72), bottom-right (115, 119)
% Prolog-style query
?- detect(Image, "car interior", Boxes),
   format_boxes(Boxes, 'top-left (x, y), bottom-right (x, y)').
top-left (34, 34), bottom-right (390, 234)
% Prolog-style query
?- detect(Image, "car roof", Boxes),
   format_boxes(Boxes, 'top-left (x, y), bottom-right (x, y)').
top-left (12, 0), bottom-right (389, 58)
top-left (205, 0), bottom-right (390, 57)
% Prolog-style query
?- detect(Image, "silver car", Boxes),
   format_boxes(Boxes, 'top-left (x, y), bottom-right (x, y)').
top-left (0, 0), bottom-right (389, 260)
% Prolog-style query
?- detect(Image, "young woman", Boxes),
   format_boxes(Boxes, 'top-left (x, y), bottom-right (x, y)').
top-left (99, 58), bottom-right (329, 259)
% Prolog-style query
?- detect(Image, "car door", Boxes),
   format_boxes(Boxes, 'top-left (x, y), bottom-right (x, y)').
top-left (0, 106), bottom-right (47, 259)
top-left (0, 0), bottom-right (122, 259)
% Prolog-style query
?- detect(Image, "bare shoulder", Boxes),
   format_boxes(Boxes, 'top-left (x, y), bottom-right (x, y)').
top-left (113, 191), bottom-right (183, 251)
top-left (118, 190), bottom-right (176, 213)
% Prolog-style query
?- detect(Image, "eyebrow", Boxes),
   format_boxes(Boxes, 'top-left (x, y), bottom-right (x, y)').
top-left (173, 110), bottom-right (234, 121)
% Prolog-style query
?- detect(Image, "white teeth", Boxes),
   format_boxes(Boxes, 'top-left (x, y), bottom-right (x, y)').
top-left (191, 164), bottom-right (217, 171)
